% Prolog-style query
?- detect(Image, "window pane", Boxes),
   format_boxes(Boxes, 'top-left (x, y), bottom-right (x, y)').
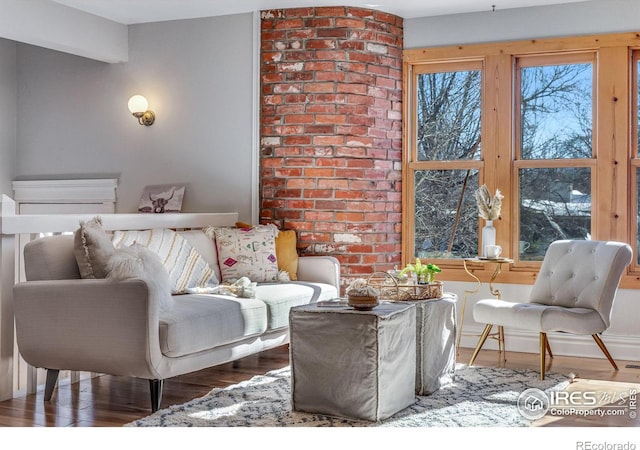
top-left (414, 169), bottom-right (478, 258)
top-left (637, 59), bottom-right (640, 156)
top-left (520, 63), bottom-right (592, 160)
top-left (416, 70), bottom-right (481, 161)
top-left (637, 169), bottom-right (640, 264)
top-left (519, 167), bottom-right (591, 260)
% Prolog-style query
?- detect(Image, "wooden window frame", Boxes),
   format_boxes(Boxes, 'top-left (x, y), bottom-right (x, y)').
top-left (630, 51), bottom-right (640, 277)
top-left (403, 32), bottom-right (640, 288)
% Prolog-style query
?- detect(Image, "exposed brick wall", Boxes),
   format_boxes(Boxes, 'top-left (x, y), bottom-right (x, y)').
top-left (260, 7), bottom-right (403, 291)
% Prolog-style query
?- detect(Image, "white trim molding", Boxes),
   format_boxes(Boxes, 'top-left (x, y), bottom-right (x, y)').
top-left (251, 10), bottom-right (260, 225)
top-left (12, 178), bottom-right (118, 204)
top-left (458, 324), bottom-right (640, 363)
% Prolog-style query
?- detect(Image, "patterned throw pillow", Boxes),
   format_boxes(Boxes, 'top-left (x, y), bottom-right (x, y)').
top-left (112, 229), bottom-right (218, 294)
top-left (235, 222), bottom-right (298, 280)
top-left (205, 224), bottom-right (279, 283)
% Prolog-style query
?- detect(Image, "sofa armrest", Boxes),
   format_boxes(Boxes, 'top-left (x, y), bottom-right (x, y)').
top-left (296, 256), bottom-right (341, 292)
top-left (13, 278), bottom-right (165, 380)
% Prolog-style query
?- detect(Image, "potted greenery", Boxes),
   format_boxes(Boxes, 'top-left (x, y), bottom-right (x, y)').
top-left (398, 258), bottom-right (441, 284)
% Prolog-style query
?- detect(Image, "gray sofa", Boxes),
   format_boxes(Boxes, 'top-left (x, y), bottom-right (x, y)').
top-left (13, 229), bottom-right (340, 411)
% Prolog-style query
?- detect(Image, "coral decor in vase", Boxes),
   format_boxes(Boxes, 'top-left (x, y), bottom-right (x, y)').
top-left (475, 185), bottom-right (503, 258)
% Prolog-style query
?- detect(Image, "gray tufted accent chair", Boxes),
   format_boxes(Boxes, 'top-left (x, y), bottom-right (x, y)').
top-left (469, 240), bottom-right (632, 379)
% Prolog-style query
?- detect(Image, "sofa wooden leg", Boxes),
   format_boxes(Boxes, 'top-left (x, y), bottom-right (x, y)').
top-left (44, 369), bottom-right (59, 401)
top-left (149, 379), bottom-right (163, 412)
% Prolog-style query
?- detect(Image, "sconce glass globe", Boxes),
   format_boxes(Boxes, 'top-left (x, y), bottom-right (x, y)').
top-left (128, 95), bottom-right (148, 114)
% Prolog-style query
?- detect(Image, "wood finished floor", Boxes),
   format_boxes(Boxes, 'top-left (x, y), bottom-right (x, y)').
top-left (0, 345), bottom-right (638, 427)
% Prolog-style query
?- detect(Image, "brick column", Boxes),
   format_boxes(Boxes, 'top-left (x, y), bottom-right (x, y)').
top-left (260, 7), bottom-right (403, 290)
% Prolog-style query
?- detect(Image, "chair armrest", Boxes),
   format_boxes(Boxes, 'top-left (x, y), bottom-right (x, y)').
top-left (296, 256), bottom-right (341, 292)
top-left (13, 278), bottom-right (165, 380)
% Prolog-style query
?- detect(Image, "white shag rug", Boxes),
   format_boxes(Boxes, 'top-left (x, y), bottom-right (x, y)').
top-left (126, 364), bottom-right (571, 427)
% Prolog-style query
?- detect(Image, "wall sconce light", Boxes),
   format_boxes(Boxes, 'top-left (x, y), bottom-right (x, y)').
top-left (128, 94), bottom-right (155, 126)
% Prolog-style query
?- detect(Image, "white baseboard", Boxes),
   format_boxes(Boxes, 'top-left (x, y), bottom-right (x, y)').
top-left (458, 324), bottom-right (640, 362)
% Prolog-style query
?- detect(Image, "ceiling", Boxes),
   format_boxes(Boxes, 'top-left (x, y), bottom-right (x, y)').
top-left (50, 0), bottom-right (593, 24)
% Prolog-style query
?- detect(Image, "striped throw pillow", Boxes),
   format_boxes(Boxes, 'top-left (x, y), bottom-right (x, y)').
top-left (112, 229), bottom-right (218, 294)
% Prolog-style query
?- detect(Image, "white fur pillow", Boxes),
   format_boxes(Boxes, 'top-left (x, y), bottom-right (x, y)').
top-left (106, 243), bottom-right (174, 312)
top-left (73, 216), bottom-right (115, 279)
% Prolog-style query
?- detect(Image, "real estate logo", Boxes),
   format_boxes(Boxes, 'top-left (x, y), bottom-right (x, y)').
top-left (517, 388), bottom-right (550, 420)
top-left (517, 387), bottom-right (637, 420)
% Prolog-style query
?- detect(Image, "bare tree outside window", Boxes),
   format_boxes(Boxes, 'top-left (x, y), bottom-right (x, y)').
top-left (416, 71), bottom-right (482, 162)
top-left (636, 60), bottom-right (640, 264)
top-left (412, 62), bottom-right (593, 261)
top-left (637, 59), bottom-right (640, 156)
top-left (520, 64), bottom-right (592, 160)
top-left (637, 169), bottom-right (640, 264)
top-left (519, 167), bottom-right (591, 259)
top-left (414, 169), bottom-right (479, 258)
top-left (518, 63), bottom-right (593, 260)
top-left (414, 70), bottom-right (481, 258)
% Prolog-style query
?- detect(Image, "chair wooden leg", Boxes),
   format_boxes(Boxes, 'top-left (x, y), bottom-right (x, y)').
top-left (469, 324), bottom-right (493, 366)
top-left (545, 334), bottom-right (553, 358)
top-left (592, 334), bottom-right (619, 371)
top-left (539, 333), bottom-right (547, 380)
top-left (498, 325), bottom-right (506, 362)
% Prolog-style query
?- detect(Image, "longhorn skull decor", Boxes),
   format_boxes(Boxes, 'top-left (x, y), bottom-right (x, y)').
top-left (138, 184), bottom-right (185, 213)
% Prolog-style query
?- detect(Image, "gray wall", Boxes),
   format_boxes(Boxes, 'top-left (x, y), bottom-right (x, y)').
top-left (0, 38), bottom-right (16, 196)
top-left (13, 1), bottom-right (639, 217)
top-left (15, 13), bottom-right (255, 218)
top-left (405, 0), bottom-right (640, 48)
top-left (0, 0), bottom-right (127, 63)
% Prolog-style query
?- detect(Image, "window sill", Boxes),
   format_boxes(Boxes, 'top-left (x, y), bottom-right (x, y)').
top-left (440, 265), bottom-right (640, 290)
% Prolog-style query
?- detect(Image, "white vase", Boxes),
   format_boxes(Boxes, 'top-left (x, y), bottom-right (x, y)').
top-left (481, 220), bottom-right (496, 257)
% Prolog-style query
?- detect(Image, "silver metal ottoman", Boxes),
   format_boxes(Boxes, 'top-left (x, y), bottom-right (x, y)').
top-left (289, 301), bottom-right (416, 422)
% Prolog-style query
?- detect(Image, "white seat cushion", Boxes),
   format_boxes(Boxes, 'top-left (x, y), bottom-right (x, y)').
top-left (159, 294), bottom-right (267, 357)
top-left (473, 298), bottom-right (607, 335)
top-left (256, 281), bottom-right (337, 330)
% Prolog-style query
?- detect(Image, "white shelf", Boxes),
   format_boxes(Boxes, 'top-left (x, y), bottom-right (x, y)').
top-left (12, 179), bottom-right (118, 205)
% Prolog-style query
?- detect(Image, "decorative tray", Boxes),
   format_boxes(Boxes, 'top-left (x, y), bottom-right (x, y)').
top-left (366, 272), bottom-right (443, 301)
